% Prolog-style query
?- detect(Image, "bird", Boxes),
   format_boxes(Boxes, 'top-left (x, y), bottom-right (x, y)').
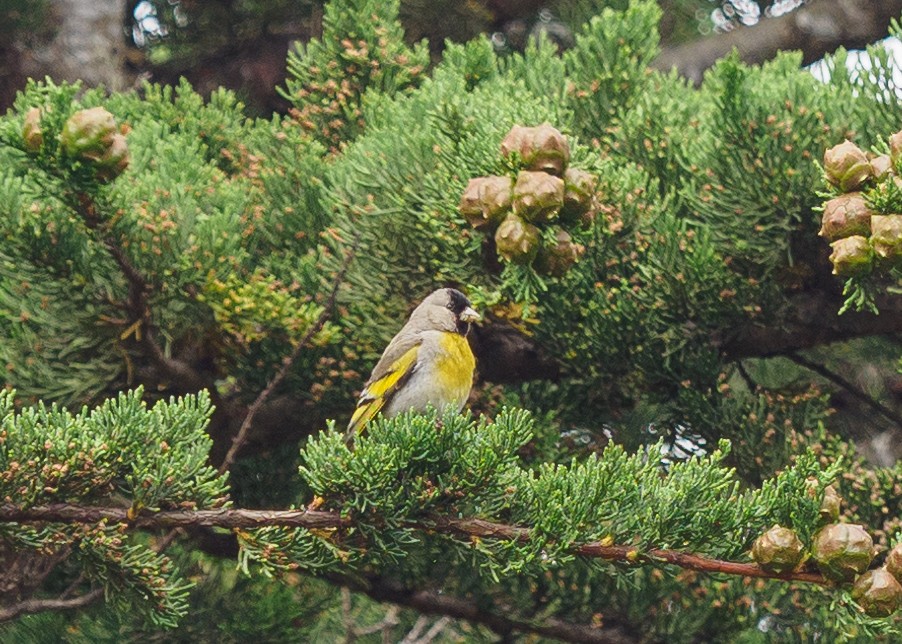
top-left (347, 288), bottom-right (480, 435)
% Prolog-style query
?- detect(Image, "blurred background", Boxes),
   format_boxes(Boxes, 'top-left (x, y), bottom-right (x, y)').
top-left (1, 0), bottom-right (900, 116)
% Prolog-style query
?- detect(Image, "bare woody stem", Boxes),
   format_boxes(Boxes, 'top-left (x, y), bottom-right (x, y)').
top-left (0, 587), bottom-right (104, 622)
top-left (0, 504), bottom-right (829, 587)
top-left (72, 191), bottom-right (211, 393)
top-left (218, 238), bottom-right (358, 474)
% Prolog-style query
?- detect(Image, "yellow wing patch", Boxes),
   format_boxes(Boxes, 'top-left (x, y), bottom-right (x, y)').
top-left (347, 344), bottom-right (420, 434)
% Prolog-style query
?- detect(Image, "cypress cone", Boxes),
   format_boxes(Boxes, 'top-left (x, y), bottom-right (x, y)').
top-left (500, 123), bottom-right (570, 176)
top-left (751, 525), bottom-right (805, 574)
top-left (512, 170), bottom-right (564, 223)
top-left (812, 523), bottom-right (874, 582)
top-left (824, 140), bottom-right (872, 193)
top-left (851, 569), bottom-right (902, 617)
top-left (828, 236), bottom-right (872, 277)
top-left (60, 107), bottom-right (118, 162)
top-left (870, 214), bottom-right (902, 264)
top-left (819, 193), bottom-right (872, 241)
top-left (495, 212), bottom-right (540, 264)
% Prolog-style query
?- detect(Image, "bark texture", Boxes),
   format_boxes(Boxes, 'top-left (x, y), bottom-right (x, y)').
top-left (14, 0), bottom-right (135, 94)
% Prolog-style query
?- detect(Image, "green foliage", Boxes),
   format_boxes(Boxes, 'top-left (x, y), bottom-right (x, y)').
top-left (280, 0), bottom-right (430, 150)
top-left (0, 78), bottom-right (335, 407)
top-left (0, 388), bottom-right (226, 509)
top-left (0, 389), bottom-right (227, 627)
top-left (604, 69), bottom-right (708, 203)
top-left (564, 0), bottom-right (662, 139)
top-left (682, 52), bottom-right (852, 276)
top-left (3, 0), bottom-right (902, 640)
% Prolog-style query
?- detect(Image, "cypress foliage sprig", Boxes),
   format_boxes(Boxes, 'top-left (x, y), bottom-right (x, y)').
top-left (0, 388), bottom-right (227, 626)
top-left (280, 0), bottom-right (429, 151)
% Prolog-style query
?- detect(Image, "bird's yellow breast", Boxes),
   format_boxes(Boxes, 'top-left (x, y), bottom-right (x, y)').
top-left (436, 332), bottom-right (476, 394)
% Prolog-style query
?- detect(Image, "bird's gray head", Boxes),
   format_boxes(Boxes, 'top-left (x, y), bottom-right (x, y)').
top-left (412, 288), bottom-right (480, 335)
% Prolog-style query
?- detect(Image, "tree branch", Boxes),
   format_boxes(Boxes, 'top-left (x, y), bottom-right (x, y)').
top-left (218, 241), bottom-right (357, 472)
top-left (72, 191), bottom-right (212, 394)
top-left (0, 587), bottom-right (103, 622)
top-left (652, 0), bottom-right (902, 86)
top-left (0, 504), bottom-right (829, 587)
top-left (339, 574), bottom-right (635, 644)
top-left (787, 351), bottom-right (902, 429)
top-left (721, 291), bottom-right (902, 360)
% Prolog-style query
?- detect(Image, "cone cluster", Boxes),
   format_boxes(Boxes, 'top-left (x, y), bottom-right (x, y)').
top-left (820, 133), bottom-right (902, 277)
top-left (750, 484), bottom-right (902, 617)
top-left (23, 106), bottom-right (130, 182)
top-left (458, 123), bottom-right (595, 276)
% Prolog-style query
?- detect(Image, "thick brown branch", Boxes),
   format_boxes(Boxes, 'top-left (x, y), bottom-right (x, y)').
top-left (721, 291), bottom-right (902, 360)
top-left (653, 0), bottom-right (902, 86)
top-left (0, 504), bottom-right (829, 587)
top-left (0, 505), bottom-right (345, 530)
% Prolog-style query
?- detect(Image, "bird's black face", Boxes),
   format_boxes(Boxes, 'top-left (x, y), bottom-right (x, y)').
top-left (445, 288), bottom-right (480, 335)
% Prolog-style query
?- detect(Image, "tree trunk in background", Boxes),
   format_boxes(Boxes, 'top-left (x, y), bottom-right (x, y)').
top-left (15, 0), bottom-right (134, 94)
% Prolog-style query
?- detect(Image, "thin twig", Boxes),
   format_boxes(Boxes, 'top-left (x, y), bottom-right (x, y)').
top-left (0, 587), bottom-right (103, 622)
top-left (400, 615), bottom-right (430, 643)
top-left (218, 241), bottom-right (357, 474)
top-left (0, 504), bottom-right (830, 587)
top-left (401, 615), bottom-right (449, 644)
top-left (354, 605), bottom-right (399, 638)
top-left (787, 352), bottom-right (902, 429)
top-left (328, 573), bottom-right (635, 644)
top-left (342, 586), bottom-right (356, 644)
top-left (419, 616), bottom-right (451, 644)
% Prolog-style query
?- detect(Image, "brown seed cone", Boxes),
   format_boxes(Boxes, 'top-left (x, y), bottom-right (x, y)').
top-left (824, 140), bottom-right (872, 193)
top-left (889, 130), bottom-right (902, 167)
top-left (95, 133), bottom-right (130, 182)
top-left (819, 485), bottom-right (842, 523)
top-left (885, 544), bottom-right (902, 582)
top-left (851, 568), bottom-right (902, 617)
top-left (819, 193), bottom-right (872, 241)
top-left (60, 107), bottom-right (118, 161)
top-left (751, 525), bottom-right (805, 574)
top-left (828, 236), bottom-right (873, 277)
top-left (536, 228), bottom-right (585, 277)
top-left (512, 170), bottom-right (564, 223)
top-left (459, 176), bottom-right (514, 230)
top-left (870, 214), bottom-right (902, 264)
top-left (495, 213), bottom-right (540, 264)
top-left (560, 168), bottom-right (598, 221)
top-left (812, 523), bottom-right (874, 582)
top-left (870, 154), bottom-right (892, 181)
top-left (500, 123), bottom-right (570, 176)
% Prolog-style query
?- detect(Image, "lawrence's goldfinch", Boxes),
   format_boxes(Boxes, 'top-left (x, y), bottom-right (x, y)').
top-left (347, 288), bottom-right (479, 434)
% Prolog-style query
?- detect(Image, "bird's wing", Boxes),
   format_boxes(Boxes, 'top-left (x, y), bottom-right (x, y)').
top-left (347, 341), bottom-right (421, 434)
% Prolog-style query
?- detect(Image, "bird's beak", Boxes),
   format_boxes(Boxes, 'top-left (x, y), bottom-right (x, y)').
top-left (460, 306), bottom-right (480, 323)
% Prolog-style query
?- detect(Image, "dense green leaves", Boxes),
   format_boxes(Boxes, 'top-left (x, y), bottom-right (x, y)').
top-left (0, 389), bottom-right (226, 626)
top-left (2, 0), bottom-right (902, 640)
